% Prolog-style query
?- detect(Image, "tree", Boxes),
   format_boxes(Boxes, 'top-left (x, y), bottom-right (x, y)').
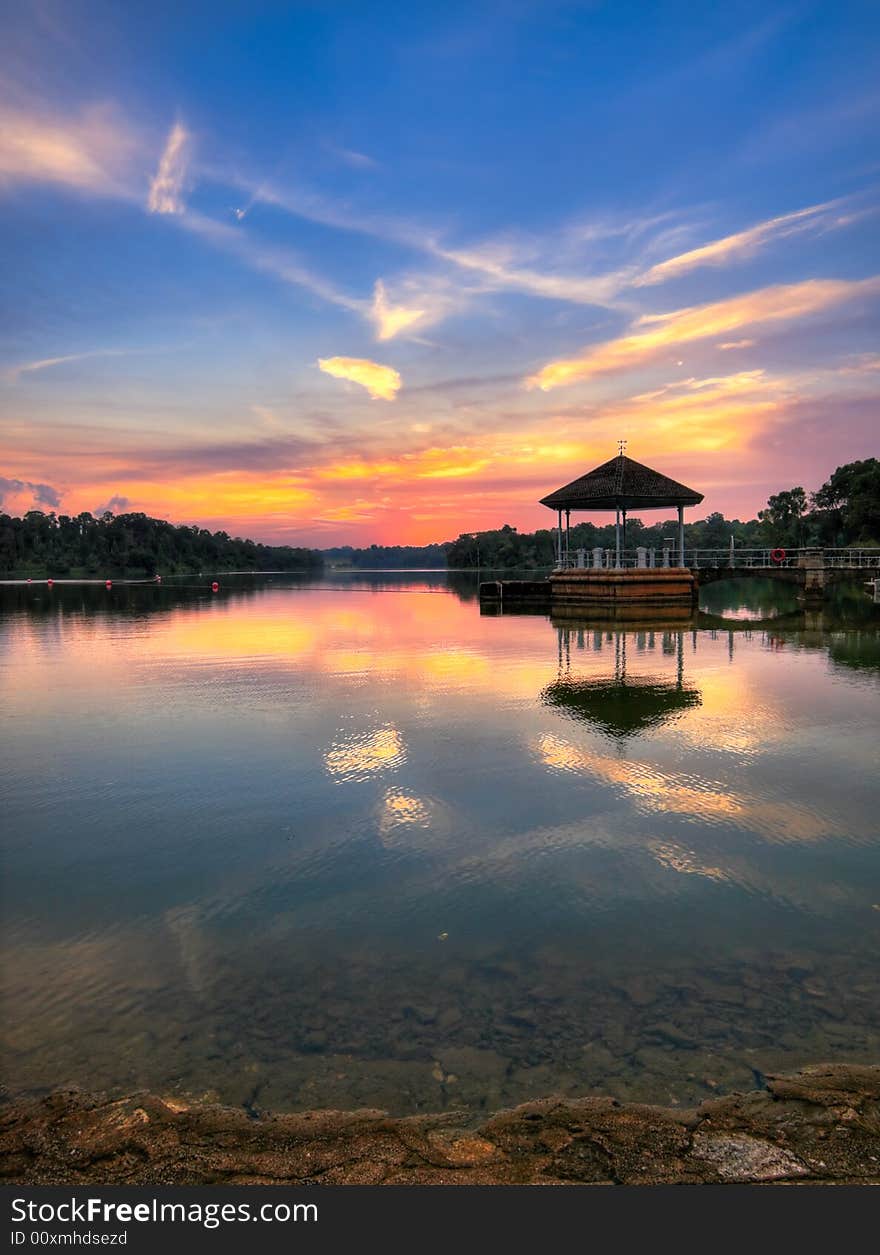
top-left (812, 459), bottom-right (880, 544)
top-left (0, 510), bottom-right (324, 576)
top-left (758, 487), bottom-right (807, 546)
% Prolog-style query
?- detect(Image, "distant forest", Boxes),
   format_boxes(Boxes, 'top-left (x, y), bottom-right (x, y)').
top-left (446, 459), bottom-right (880, 570)
top-left (323, 543), bottom-right (449, 569)
top-left (0, 510), bottom-right (323, 576)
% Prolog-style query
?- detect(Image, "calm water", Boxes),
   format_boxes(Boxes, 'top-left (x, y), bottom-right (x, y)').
top-left (2, 572), bottom-right (879, 1116)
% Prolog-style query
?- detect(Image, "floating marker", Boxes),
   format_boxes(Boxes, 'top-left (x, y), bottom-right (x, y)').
top-left (105, 579), bottom-right (113, 589)
top-left (211, 581), bottom-right (219, 592)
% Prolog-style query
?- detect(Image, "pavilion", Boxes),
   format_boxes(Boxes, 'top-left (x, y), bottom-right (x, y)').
top-left (539, 451), bottom-right (704, 570)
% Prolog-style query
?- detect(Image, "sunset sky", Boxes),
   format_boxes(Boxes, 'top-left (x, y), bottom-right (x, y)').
top-left (2, 1), bottom-right (878, 546)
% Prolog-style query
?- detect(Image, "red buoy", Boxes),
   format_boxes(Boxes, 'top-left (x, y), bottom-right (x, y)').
top-left (105, 579), bottom-right (113, 589)
top-left (770, 548), bottom-right (786, 564)
top-left (26, 578), bottom-right (31, 584)
top-left (211, 581), bottom-right (219, 592)
top-left (155, 574), bottom-right (162, 584)
top-left (47, 579), bottom-right (54, 588)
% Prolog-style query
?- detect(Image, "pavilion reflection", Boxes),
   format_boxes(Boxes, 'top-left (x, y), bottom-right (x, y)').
top-left (542, 618), bottom-right (701, 740)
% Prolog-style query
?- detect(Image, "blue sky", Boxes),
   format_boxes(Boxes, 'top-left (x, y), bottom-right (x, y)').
top-left (2, 1), bottom-right (878, 543)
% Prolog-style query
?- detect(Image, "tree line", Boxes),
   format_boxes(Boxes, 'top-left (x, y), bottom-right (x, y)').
top-left (446, 458), bottom-right (880, 570)
top-left (0, 510), bottom-right (324, 576)
top-left (3, 458), bottom-right (875, 576)
top-left (323, 542), bottom-right (448, 569)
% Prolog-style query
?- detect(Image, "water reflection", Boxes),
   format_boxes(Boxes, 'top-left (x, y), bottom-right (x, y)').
top-left (543, 627), bottom-right (700, 739)
top-left (1, 572), bottom-right (878, 1118)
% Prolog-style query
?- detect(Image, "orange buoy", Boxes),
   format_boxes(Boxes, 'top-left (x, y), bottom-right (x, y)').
top-left (211, 581), bottom-right (219, 592)
top-left (105, 579), bottom-right (113, 589)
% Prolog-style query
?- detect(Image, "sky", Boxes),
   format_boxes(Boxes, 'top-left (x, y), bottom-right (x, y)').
top-left (1, 0), bottom-right (879, 547)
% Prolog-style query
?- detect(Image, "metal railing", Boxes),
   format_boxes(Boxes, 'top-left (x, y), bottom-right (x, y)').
top-left (555, 547), bottom-right (880, 571)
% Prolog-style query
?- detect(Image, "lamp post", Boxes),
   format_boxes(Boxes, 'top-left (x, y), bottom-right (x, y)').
top-left (465, 531), bottom-right (488, 571)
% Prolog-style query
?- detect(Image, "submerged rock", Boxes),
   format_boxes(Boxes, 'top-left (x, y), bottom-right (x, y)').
top-left (2, 1063), bottom-right (878, 1185)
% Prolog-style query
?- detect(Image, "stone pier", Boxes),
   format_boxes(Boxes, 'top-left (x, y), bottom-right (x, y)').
top-left (550, 566), bottom-right (698, 607)
top-left (797, 549), bottom-right (826, 601)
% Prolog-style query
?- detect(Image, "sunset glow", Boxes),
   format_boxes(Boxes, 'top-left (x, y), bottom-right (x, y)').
top-left (2, 4), bottom-right (878, 546)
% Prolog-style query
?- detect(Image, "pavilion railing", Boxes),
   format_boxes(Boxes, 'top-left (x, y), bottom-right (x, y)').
top-left (555, 547), bottom-right (880, 571)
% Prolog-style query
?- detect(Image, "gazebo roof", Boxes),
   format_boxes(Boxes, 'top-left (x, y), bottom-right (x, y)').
top-left (540, 454), bottom-right (703, 512)
top-left (541, 675), bottom-right (701, 738)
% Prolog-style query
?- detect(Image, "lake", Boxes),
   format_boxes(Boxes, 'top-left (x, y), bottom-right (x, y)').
top-left (2, 572), bottom-right (878, 1116)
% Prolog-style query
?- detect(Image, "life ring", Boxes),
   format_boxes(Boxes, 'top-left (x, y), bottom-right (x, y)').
top-left (770, 548), bottom-right (786, 563)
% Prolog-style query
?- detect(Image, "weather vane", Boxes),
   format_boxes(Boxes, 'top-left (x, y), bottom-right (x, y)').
top-left (617, 438), bottom-right (627, 456)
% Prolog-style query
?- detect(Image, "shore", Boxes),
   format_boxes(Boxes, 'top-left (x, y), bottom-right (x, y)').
top-left (3, 1064), bottom-right (878, 1185)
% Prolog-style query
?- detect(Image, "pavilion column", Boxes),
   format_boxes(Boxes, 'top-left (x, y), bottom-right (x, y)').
top-left (557, 509), bottom-right (563, 567)
top-left (678, 505), bottom-right (685, 568)
top-left (565, 509), bottom-right (570, 564)
top-left (615, 506), bottom-right (621, 569)
top-left (621, 509), bottom-right (627, 565)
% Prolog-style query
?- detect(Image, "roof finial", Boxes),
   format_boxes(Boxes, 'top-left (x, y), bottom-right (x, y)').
top-left (617, 438), bottom-right (627, 457)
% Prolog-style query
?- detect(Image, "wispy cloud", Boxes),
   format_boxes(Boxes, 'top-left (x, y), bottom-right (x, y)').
top-left (718, 339), bottom-right (755, 350)
top-left (148, 122), bottom-right (190, 214)
top-left (0, 101), bottom-right (136, 196)
top-left (433, 239), bottom-right (630, 306)
top-left (318, 356), bottom-right (402, 400)
top-left (370, 279), bottom-right (426, 340)
top-left (837, 351), bottom-right (880, 375)
top-left (528, 275), bottom-right (880, 391)
top-left (633, 201), bottom-right (843, 286)
top-left (328, 143), bottom-right (379, 170)
top-left (2, 347), bottom-right (133, 383)
top-left (179, 211), bottom-right (366, 314)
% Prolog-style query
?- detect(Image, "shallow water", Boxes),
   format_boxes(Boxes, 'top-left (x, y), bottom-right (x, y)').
top-left (2, 572), bottom-right (879, 1115)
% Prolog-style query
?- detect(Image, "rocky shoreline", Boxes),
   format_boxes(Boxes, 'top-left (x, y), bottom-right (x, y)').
top-left (2, 1064), bottom-right (879, 1185)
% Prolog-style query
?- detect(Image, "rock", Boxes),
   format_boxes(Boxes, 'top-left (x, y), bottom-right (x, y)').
top-left (644, 1022), bottom-right (697, 1049)
top-left (2, 1064), bottom-right (879, 1185)
top-left (507, 1008), bottom-right (539, 1029)
top-left (691, 1133), bottom-right (808, 1182)
top-left (409, 1006), bottom-right (439, 1025)
top-left (437, 1007), bottom-right (463, 1031)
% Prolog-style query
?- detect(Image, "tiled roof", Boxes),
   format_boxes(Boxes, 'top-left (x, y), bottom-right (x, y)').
top-left (540, 455), bottom-right (704, 511)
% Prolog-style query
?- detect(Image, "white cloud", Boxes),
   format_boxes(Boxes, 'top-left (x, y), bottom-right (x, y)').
top-left (433, 239), bottom-right (630, 306)
top-left (1, 347), bottom-right (140, 384)
top-left (633, 201), bottom-right (843, 286)
top-left (148, 122), bottom-right (190, 214)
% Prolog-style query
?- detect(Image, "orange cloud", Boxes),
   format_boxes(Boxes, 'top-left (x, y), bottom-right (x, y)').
top-left (370, 279), bottom-right (425, 340)
top-left (634, 201), bottom-right (838, 286)
top-left (528, 275), bottom-right (880, 391)
top-left (317, 355), bottom-right (402, 400)
top-left (0, 102), bottom-right (136, 196)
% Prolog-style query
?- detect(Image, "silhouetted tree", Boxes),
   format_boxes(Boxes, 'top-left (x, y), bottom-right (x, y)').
top-left (0, 510), bottom-right (324, 576)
